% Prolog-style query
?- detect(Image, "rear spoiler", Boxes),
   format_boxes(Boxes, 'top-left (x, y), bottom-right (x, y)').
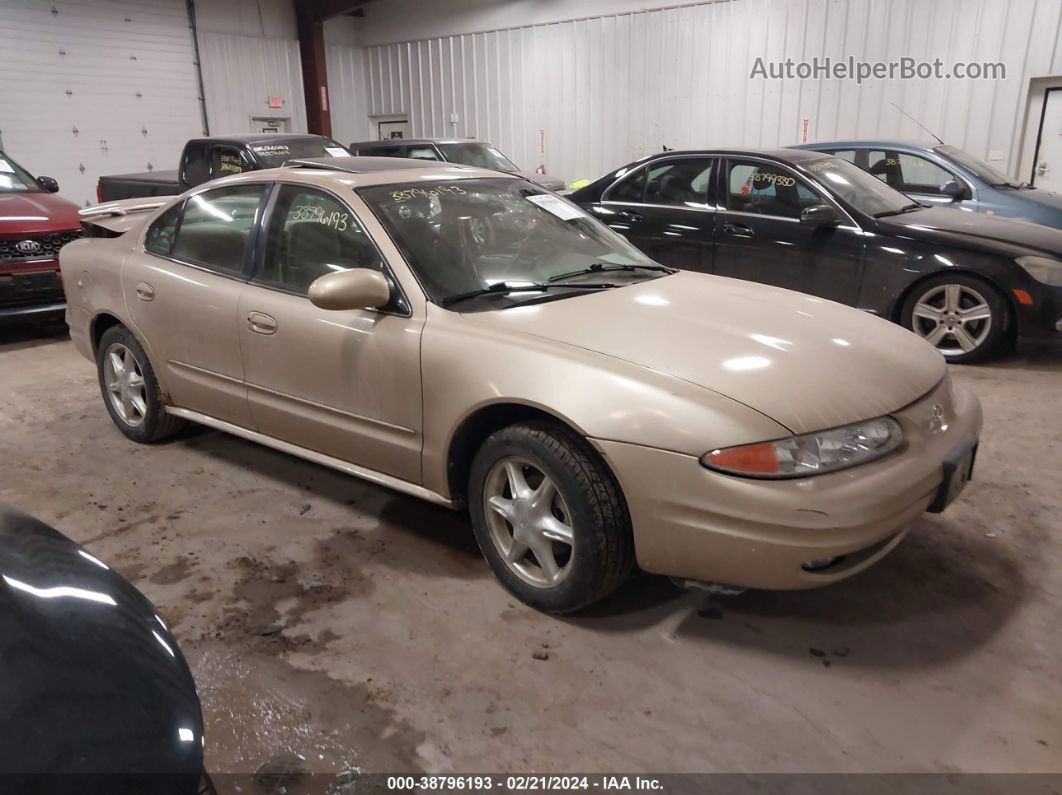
top-left (79, 198), bottom-right (170, 235)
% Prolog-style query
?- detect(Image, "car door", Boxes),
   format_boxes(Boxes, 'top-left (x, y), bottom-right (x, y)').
top-left (865, 149), bottom-right (974, 210)
top-left (237, 182), bottom-right (423, 483)
top-left (124, 183), bottom-right (267, 427)
top-left (596, 156), bottom-right (716, 273)
top-left (713, 158), bottom-right (864, 304)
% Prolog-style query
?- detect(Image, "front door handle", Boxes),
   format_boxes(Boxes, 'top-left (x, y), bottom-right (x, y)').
top-left (135, 282), bottom-right (154, 301)
top-left (723, 222), bottom-right (754, 238)
top-left (617, 208), bottom-right (645, 223)
top-left (247, 312), bottom-right (277, 335)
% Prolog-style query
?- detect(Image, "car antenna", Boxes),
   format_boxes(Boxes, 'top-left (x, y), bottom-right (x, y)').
top-left (891, 102), bottom-right (944, 145)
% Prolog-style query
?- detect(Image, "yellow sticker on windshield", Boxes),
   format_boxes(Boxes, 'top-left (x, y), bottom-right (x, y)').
top-left (391, 185), bottom-right (467, 202)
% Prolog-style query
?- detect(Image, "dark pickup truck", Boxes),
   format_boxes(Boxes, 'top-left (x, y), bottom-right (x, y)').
top-left (96, 134), bottom-right (350, 202)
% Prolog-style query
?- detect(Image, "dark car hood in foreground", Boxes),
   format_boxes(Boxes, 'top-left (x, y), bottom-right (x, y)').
top-left (0, 506), bottom-right (203, 784)
top-left (878, 205), bottom-right (1062, 258)
top-left (0, 191), bottom-right (81, 236)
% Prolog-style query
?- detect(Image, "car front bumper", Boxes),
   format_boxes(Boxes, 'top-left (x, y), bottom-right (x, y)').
top-left (1016, 281), bottom-right (1062, 340)
top-left (593, 378), bottom-right (983, 590)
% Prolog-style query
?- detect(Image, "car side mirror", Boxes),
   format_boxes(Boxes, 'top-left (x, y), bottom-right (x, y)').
top-left (940, 179), bottom-right (967, 200)
top-left (36, 176), bottom-right (59, 193)
top-left (800, 204), bottom-right (840, 229)
top-left (308, 269), bottom-right (391, 311)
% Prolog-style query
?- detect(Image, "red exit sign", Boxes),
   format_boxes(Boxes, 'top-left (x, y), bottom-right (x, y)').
top-left (267, 96), bottom-right (284, 108)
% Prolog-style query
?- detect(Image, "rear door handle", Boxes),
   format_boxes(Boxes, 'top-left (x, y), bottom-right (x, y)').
top-left (618, 209), bottom-right (645, 223)
top-left (135, 282), bottom-right (154, 301)
top-left (247, 312), bottom-right (277, 335)
top-left (723, 222), bottom-right (754, 238)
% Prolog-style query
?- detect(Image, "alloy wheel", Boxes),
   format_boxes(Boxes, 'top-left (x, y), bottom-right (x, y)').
top-left (910, 283), bottom-right (993, 356)
top-left (483, 456), bottom-right (575, 588)
top-left (103, 342), bottom-right (148, 427)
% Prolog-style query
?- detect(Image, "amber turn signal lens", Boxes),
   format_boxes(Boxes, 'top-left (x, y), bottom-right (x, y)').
top-left (705, 443), bottom-right (779, 474)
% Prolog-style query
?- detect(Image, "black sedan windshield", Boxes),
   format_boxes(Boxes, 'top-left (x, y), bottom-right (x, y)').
top-left (0, 153), bottom-right (41, 193)
top-left (360, 178), bottom-right (660, 306)
top-left (803, 157), bottom-right (915, 217)
top-left (249, 138), bottom-right (349, 168)
top-left (437, 143), bottom-right (519, 172)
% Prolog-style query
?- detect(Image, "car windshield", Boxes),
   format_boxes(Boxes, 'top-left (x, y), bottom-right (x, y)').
top-left (359, 177), bottom-right (663, 309)
top-left (802, 156), bottom-right (915, 216)
top-left (248, 138), bottom-right (349, 168)
top-left (935, 144), bottom-right (1021, 188)
top-left (436, 142), bottom-right (520, 172)
top-left (0, 153), bottom-right (41, 193)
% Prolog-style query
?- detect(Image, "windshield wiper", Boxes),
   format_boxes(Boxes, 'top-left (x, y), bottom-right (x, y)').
top-left (874, 203), bottom-right (922, 218)
top-left (440, 280), bottom-right (614, 308)
top-left (546, 262), bottom-right (675, 283)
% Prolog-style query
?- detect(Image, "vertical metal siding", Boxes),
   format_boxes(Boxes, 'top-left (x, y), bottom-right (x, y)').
top-left (327, 43), bottom-right (370, 144)
top-left (197, 31), bottom-right (307, 137)
top-left (354, 0), bottom-right (1062, 183)
top-left (0, 0), bottom-right (202, 206)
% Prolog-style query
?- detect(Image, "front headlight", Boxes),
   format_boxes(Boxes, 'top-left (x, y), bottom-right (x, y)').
top-left (701, 416), bottom-right (903, 478)
top-left (1017, 255), bottom-right (1062, 287)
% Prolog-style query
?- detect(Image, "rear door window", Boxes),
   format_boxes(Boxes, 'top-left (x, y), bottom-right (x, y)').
top-left (643, 158), bottom-right (714, 207)
top-left (170, 185), bottom-right (265, 276)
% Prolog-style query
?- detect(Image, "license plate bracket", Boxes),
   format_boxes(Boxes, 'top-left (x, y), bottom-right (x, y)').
top-left (927, 434), bottom-right (978, 513)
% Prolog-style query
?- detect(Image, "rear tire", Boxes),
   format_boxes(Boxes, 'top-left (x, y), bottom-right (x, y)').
top-left (900, 274), bottom-right (1011, 363)
top-left (96, 325), bottom-right (184, 443)
top-left (468, 420), bottom-right (634, 613)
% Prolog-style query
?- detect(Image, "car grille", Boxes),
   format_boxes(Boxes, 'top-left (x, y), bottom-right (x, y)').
top-left (0, 230), bottom-right (82, 262)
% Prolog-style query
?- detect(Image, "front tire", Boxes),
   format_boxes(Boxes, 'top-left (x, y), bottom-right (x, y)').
top-left (901, 274), bottom-right (1011, 363)
top-left (468, 420), bottom-right (634, 613)
top-left (96, 325), bottom-right (184, 443)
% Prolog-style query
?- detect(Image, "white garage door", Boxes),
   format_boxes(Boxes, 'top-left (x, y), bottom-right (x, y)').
top-left (0, 0), bottom-right (204, 207)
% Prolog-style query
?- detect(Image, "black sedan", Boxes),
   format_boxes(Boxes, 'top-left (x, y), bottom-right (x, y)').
top-left (568, 148), bottom-right (1062, 362)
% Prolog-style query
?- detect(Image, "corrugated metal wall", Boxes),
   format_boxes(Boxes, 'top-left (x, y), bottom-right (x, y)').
top-left (198, 31), bottom-right (307, 136)
top-left (0, 0), bottom-right (203, 206)
top-left (356, 0), bottom-right (1062, 182)
top-left (327, 43), bottom-right (371, 145)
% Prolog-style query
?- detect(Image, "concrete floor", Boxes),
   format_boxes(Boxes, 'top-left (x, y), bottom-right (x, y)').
top-left (1, 324), bottom-right (1060, 778)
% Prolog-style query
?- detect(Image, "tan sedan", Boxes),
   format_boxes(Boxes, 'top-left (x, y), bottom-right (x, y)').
top-left (61, 158), bottom-right (982, 612)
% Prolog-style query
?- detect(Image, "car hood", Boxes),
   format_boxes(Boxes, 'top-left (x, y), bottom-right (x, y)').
top-left (0, 506), bottom-right (204, 782)
top-left (463, 272), bottom-right (946, 435)
top-left (0, 191), bottom-right (81, 235)
top-left (998, 186), bottom-right (1062, 224)
top-left (515, 170), bottom-right (567, 192)
top-left (878, 205), bottom-right (1062, 258)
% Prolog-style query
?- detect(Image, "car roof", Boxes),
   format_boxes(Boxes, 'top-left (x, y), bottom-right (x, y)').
top-left (227, 158), bottom-right (513, 189)
top-left (790, 140), bottom-right (941, 151)
top-left (351, 138), bottom-right (485, 147)
top-left (630, 147), bottom-right (835, 164)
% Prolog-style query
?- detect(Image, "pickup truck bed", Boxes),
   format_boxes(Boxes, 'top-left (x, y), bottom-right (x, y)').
top-left (98, 170), bottom-right (178, 202)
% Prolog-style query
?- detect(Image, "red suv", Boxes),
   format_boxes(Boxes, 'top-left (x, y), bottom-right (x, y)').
top-left (0, 151), bottom-right (81, 324)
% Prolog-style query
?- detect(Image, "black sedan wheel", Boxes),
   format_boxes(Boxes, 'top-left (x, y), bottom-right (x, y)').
top-left (901, 275), bottom-right (1010, 363)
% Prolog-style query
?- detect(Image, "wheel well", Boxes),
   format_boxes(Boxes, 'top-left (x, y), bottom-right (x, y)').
top-left (890, 269), bottom-right (1016, 330)
top-left (446, 404), bottom-right (576, 503)
top-left (90, 313), bottom-right (123, 355)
